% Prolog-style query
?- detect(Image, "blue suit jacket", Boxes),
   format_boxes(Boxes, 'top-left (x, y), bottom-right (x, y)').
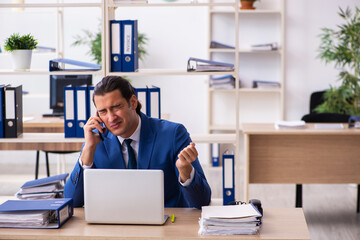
top-left (64, 113), bottom-right (211, 209)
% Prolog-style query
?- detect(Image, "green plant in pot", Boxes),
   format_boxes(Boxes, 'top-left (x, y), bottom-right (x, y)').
top-left (4, 33), bottom-right (38, 71)
top-left (240, 0), bottom-right (257, 10)
top-left (72, 27), bottom-right (149, 65)
top-left (316, 7), bottom-right (360, 116)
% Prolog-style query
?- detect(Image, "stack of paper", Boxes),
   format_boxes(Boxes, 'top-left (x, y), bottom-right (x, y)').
top-left (0, 198), bottom-right (73, 229)
top-left (275, 120), bottom-right (306, 129)
top-left (210, 75), bottom-right (239, 89)
top-left (16, 173), bottom-right (68, 200)
top-left (198, 204), bottom-right (262, 235)
top-left (252, 80), bottom-right (280, 89)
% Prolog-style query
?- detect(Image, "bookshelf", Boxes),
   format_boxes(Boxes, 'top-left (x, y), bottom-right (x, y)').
top-left (207, 0), bottom-right (285, 200)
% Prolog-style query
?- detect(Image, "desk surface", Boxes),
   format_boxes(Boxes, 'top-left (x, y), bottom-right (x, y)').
top-left (242, 123), bottom-right (360, 135)
top-left (0, 207), bottom-right (310, 240)
top-left (0, 133), bottom-right (83, 151)
top-left (23, 115), bottom-right (64, 133)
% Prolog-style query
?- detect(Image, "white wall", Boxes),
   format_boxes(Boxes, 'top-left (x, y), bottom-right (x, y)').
top-left (0, 0), bottom-right (359, 167)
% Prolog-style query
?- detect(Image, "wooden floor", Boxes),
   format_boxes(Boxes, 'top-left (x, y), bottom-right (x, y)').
top-left (1, 162), bottom-right (360, 240)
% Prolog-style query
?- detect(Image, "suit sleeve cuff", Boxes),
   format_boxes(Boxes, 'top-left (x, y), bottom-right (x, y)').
top-left (79, 158), bottom-right (93, 169)
top-left (179, 167), bottom-right (195, 187)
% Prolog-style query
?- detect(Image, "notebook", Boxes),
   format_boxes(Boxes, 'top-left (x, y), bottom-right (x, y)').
top-left (84, 169), bottom-right (168, 225)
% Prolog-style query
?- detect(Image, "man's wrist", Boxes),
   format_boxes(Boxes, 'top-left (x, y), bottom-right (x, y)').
top-left (179, 167), bottom-right (195, 187)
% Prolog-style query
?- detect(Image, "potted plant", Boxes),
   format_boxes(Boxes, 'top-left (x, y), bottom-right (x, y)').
top-left (315, 7), bottom-right (360, 116)
top-left (240, 0), bottom-right (257, 10)
top-left (72, 26), bottom-right (148, 65)
top-left (4, 33), bottom-right (38, 71)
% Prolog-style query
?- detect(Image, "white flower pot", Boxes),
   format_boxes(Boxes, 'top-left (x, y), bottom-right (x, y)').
top-left (11, 49), bottom-right (33, 71)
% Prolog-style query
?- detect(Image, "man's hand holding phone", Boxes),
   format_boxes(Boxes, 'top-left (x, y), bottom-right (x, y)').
top-left (80, 113), bottom-right (106, 166)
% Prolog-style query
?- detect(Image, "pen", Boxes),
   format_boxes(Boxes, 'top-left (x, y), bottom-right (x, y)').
top-left (171, 214), bottom-right (175, 223)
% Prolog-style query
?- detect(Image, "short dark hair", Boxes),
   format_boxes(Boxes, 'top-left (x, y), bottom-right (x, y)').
top-left (93, 76), bottom-right (142, 115)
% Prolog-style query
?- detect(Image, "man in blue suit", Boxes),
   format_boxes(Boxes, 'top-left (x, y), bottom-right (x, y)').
top-left (64, 76), bottom-right (211, 209)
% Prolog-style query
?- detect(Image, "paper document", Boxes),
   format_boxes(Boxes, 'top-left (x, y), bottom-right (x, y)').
top-left (275, 120), bottom-right (306, 129)
top-left (314, 123), bottom-right (344, 129)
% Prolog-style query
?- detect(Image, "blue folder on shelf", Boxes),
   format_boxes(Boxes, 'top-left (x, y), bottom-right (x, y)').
top-left (222, 150), bottom-right (235, 205)
top-left (49, 58), bottom-right (101, 72)
top-left (148, 86), bottom-right (161, 119)
top-left (121, 20), bottom-right (139, 72)
top-left (135, 87), bottom-right (148, 116)
top-left (0, 85), bottom-right (5, 138)
top-left (0, 198), bottom-right (73, 229)
top-left (211, 143), bottom-right (220, 167)
top-left (110, 20), bottom-right (122, 72)
top-left (64, 85), bottom-right (77, 138)
top-left (75, 85), bottom-right (89, 138)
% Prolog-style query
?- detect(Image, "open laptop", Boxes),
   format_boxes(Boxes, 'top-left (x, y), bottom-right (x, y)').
top-left (84, 169), bottom-right (168, 225)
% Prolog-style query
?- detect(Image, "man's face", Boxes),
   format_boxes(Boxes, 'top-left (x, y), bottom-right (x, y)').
top-left (94, 89), bottom-right (138, 138)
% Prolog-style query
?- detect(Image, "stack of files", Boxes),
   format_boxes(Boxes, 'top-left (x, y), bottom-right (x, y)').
top-left (274, 120), bottom-right (306, 130)
top-left (210, 75), bottom-right (238, 89)
top-left (187, 57), bottom-right (234, 72)
top-left (0, 84), bottom-right (23, 138)
top-left (252, 80), bottom-right (280, 89)
top-left (135, 86), bottom-right (161, 119)
top-left (49, 58), bottom-right (101, 72)
top-left (110, 19), bottom-right (139, 72)
top-left (15, 173), bottom-right (68, 200)
top-left (198, 204), bottom-right (262, 235)
top-left (251, 42), bottom-right (279, 51)
top-left (210, 41), bottom-right (235, 49)
top-left (0, 198), bottom-right (73, 229)
top-left (64, 85), bottom-right (95, 138)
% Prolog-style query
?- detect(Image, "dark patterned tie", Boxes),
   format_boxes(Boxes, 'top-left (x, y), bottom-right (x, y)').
top-left (124, 139), bottom-right (136, 169)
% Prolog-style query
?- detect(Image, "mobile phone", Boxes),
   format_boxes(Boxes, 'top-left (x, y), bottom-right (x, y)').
top-left (95, 112), bottom-right (106, 141)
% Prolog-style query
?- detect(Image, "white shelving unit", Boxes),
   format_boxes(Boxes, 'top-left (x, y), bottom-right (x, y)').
top-left (207, 0), bottom-right (285, 200)
top-left (0, 1), bottom-right (104, 77)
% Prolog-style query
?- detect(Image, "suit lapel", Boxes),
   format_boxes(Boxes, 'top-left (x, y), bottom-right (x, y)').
top-left (138, 113), bottom-right (156, 169)
top-left (103, 131), bottom-right (126, 169)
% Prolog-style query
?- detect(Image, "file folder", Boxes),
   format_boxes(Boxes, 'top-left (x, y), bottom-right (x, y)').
top-left (21, 173), bottom-right (69, 189)
top-left (49, 58), bottom-right (101, 72)
top-left (121, 20), bottom-right (139, 72)
top-left (4, 85), bottom-right (23, 138)
top-left (75, 85), bottom-right (88, 138)
top-left (87, 86), bottom-right (96, 118)
top-left (148, 86), bottom-right (161, 119)
top-left (222, 150), bottom-right (235, 205)
top-left (211, 143), bottom-right (220, 167)
top-left (110, 20), bottom-right (122, 72)
top-left (64, 86), bottom-right (76, 138)
top-left (0, 198), bottom-right (73, 229)
top-left (187, 57), bottom-right (234, 72)
top-left (135, 87), bottom-right (147, 116)
top-left (0, 85), bottom-right (4, 138)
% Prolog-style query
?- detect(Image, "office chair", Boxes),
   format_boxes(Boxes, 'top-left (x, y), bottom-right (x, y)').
top-left (35, 150), bottom-right (78, 179)
top-left (299, 90), bottom-right (359, 212)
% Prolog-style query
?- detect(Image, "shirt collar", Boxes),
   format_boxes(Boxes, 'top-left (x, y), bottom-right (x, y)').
top-left (117, 114), bottom-right (141, 145)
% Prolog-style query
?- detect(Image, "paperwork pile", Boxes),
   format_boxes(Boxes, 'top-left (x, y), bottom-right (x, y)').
top-left (274, 120), bottom-right (306, 130)
top-left (15, 173), bottom-right (68, 200)
top-left (198, 204), bottom-right (262, 235)
top-left (0, 198), bottom-right (73, 229)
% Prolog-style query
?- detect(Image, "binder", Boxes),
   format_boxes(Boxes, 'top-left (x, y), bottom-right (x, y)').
top-left (0, 85), bottom-right (5, 138)
top-left (0, 198), bottom-right (73, 229)
top-left (211, 143), bottom-right (220, 167)
top-left (148, 86), bottom-right (160, 119)
top-left (49, 58), bottom-right (101, 72)
top-left (210, 41), bottom-right (235, 49)
top-left (110, 20), bottom-right (122, 72)
top-left (121, 20), bottom-right (139, 72)
top-left (75, 85), bottom-right (88, 138)
top-left (4, 85), bottom-right (23, 138)
top-left (21, 173), bottom-right (68, 189)
top-left (87, 86), bottom-right (96, 118)
top-left (187, 57), bottom-right (234, 72)
top-left (135, 87), bottom-right (147, 116)
top-left (64, 86), bottom-right (76, 138)
top-left (222, 150), bottom-right (235, 205)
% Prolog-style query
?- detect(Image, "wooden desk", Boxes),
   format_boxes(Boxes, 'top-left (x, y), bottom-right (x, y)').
top-left (23, 115), bottom-right (64, 133)
top-left (0, 133), bottom-right (83, 151)
top-left (242, 123), bottom-right (360, 200)
top-left (0, 207), bottom-right (310, 240)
